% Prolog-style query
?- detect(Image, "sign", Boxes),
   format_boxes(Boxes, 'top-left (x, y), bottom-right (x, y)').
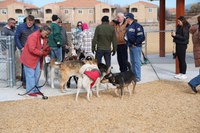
top-left (18, 16), bottom-right (25, 25)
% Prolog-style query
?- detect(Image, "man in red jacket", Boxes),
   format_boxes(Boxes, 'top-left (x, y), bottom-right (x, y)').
top-left (20, 25), bottom-right (51, 97)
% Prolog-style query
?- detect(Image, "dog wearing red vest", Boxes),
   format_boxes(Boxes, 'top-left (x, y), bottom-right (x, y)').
top-left (75, 63), bottom-right (109, 101)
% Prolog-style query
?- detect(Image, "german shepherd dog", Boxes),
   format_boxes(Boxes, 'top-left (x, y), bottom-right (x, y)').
top-left (104, 62), bottom-right (137, 97)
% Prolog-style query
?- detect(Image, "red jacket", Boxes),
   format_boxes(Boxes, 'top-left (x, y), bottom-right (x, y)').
top-left (20, 30), bottom-right (50, 69)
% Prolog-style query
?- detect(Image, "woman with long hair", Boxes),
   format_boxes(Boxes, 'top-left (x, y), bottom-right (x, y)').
top-left (188, 16), bottom-right (200, 93)
top-left (172, 16), bottom-right (190, 80)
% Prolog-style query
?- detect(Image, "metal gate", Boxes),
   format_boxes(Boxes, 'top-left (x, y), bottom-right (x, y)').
top-left (0, 36), bottom-right (16, 88)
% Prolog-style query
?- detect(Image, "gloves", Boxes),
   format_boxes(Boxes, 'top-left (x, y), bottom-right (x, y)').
top-left (112, 51), bottom-right (116, 56)
top-left (43, 51), bottom-right (49, 56)
top-left (92, 50), bottom-right (95, 54)
top-left (57, 42), bottom-right (61, 48)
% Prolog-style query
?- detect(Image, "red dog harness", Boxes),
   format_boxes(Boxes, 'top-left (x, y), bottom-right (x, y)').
top-left (84, 69), bottom-right (101, 89)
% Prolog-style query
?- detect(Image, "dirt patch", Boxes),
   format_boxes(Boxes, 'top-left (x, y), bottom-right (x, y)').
top-left (0, 80), bottom-right (200, 133)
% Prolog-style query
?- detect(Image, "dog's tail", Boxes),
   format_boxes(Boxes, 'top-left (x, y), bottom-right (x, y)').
top-left (127, 62), bottom-right (132, 71)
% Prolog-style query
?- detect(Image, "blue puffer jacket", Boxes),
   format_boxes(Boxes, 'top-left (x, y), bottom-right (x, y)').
top-left (126, 21), bottom-right (145, 47)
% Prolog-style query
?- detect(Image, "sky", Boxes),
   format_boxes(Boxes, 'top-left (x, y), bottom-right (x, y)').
top-left (24, 0), bottom-right (199, 8)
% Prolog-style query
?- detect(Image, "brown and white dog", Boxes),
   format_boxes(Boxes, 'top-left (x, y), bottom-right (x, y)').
top-left (75, 63), bottom-right (109, 101)
top-left (49, 58), bottom-right (97, 93)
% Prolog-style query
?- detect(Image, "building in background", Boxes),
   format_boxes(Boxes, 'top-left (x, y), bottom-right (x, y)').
top-left (0, 0), bottom-right (159, 25)
top-left (0, 0), bottom-right (40, 23)
top-left (42, 0), bottom-right (116, 26)
top-left (126, 1), bottom-right (158, 23)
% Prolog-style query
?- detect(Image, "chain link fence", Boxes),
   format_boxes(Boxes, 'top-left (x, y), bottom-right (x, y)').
top-left (0, 36), bottom-right (15, 88)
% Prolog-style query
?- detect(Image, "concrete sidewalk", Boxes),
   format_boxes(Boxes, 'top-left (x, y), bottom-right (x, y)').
top-left (0, 53), bottom-right (198, 102)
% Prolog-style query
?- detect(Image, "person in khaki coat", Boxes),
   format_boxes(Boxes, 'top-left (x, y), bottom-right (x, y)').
top-left (111, 12), bottom-right (129, 72)
top-left (188, 16), bottom-right (200, 93)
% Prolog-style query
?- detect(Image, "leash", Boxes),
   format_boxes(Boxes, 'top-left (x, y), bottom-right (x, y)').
top-left (18, 66), bottom-right (48, 100)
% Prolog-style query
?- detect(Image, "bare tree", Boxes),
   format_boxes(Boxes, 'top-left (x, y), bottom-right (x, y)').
top-left (114, 4), bottom-right (126, 14)
top-left (189, 2), bottom-right (200, 13)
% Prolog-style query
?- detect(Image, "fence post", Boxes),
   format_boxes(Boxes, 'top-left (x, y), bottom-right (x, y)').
top-left (145, 32), bottom-right (148, 58)
top-left (11, 36), bottom-right (16, 86)
top-left (7, 36), bottom-right (15, 87)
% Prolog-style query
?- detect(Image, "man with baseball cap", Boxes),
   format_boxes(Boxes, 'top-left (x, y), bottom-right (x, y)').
top-left (125, 13), bottom-right (145, 82)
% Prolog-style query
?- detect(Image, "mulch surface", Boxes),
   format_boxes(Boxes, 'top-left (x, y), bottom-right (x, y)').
top-left (0, 80), bottom-right (200, 133)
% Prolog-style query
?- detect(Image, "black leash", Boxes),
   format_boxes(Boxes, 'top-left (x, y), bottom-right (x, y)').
top-left (18, 64), bottom-right (49, 100)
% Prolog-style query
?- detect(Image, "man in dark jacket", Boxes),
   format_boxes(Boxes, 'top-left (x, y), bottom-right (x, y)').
top-left (1, 18), bottom-right (16, 36)
top-left (48, 15), bottom-right (63, 64)
top-left (14, 15), bottom-right (38, 88)
top-left (125, 13), bottom-right (145, 82)
top-left (92, 16), bottom-right (117, 67)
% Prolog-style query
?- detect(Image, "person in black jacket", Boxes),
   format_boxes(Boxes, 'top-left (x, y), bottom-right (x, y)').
top-left (172, 16), bottom-right (190, 80)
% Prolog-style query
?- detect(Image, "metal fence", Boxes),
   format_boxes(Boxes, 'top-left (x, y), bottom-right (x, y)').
top-left (0, 36), bottom-right (15, 88)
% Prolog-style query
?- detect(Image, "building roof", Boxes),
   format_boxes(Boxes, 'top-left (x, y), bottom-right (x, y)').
top-left (131, 1), bottom-right (158, 8)
top-left (0, 0), bottom-right (38, 9)
top-left (44, 0), bottom-right (114, 8)
top-left (168, 8), bottom-right (176, 14)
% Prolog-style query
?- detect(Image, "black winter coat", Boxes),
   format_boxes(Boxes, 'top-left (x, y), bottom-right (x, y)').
top-left (173, 25), bottom-right (190, 45)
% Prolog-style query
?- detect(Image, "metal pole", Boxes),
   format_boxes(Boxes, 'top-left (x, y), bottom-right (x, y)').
top-left (159, 0), bottom-right (166, 57)
top-left (11, 36), bottom-right (16, 86)
top-left (7, 36), bottom-right (13, 87)
top-left (145, 32), bottom-right (148, 58)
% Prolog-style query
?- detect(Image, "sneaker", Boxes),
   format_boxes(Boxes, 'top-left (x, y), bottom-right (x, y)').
top-left (54, 61), bottom-right (61, 65)
top-left (174, 74), bottom-right (182, 79)
top-left (28, 93), bottom-right (37, 97)
top-left (178, 74), bottom-right (187, 80)
top-left (188, 83), bottom-right (198, 93)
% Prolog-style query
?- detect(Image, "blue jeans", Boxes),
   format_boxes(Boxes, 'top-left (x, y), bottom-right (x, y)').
top-left (95, 50), bottom-right (111, 67)
top-left (129, 46), bottom-right (142, 81)
top-left (24, 61), bottom-right (40, 93)
top-left (50, 47), bottom-right (62, 62)
top-left (189, 74), bottom-right (200, 87)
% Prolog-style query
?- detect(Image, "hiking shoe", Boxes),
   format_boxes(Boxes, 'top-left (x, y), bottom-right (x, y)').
top-left (188, 83), bottom-right (198, 93)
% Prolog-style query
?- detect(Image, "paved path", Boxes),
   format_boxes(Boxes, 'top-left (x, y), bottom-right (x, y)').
top-left (0, 53), bottom-right (198, 102)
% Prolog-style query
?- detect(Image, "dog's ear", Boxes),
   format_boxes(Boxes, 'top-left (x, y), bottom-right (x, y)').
top-left (104, 73), bottom-right (112, 79)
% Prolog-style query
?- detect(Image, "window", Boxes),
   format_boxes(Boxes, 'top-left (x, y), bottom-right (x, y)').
top-left (102, 8), bottom-right (109, 13)
top-left (65, 9), bottom-right (69, 14)
top-left (131, 8), bottom-right (138, 12)
top-left (45, 9), bottom-right (52, 14)
top-left (149, 8), bottom-right (152, 12)
top-left (78, 10), bottom-right (83, 14)
top-left (1, 9), bottom-right (7, 14)
top-left (88, 9), bottom-right (94, 14)
top-left (15, 9), bottom-right (22, 14)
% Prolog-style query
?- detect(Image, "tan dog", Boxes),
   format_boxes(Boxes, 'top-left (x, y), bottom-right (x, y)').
top-left (49, 58), bottom-right (97, 93)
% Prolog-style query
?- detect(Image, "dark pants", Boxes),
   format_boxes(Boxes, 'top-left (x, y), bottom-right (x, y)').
top-left (117, 44), bottom-right (128, 72)
top-left (62, 47), bottom-right (66, 61)
top-left (176, 45), bottom-right (187, 74)
top-left (95, 50), bottom-right (111, 67)
top-left (21, 64), bottom-right (26, 85)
